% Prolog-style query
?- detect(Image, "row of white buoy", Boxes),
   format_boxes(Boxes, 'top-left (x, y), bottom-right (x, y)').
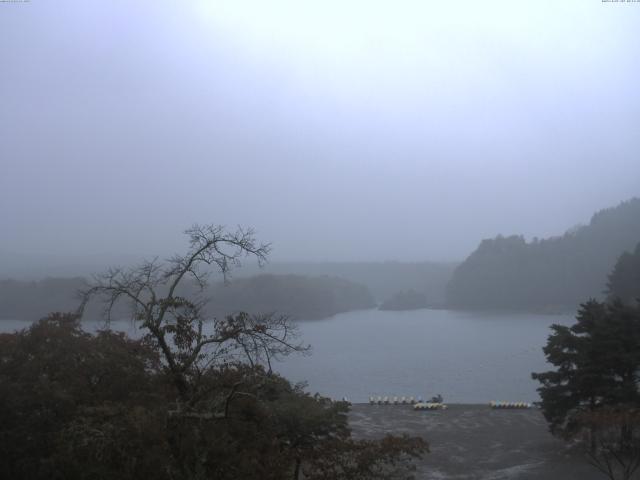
top-left (414, 402), bottom-right (448, 410)
top-left (369, 396), bottom-right (423, 405)
top-left (490, 401), bottom-right (532, 409)
top-left (365, 397), bottom-right (532, 410)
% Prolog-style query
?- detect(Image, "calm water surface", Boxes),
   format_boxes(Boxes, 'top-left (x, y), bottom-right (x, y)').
top-left (1, 309), bottom-right (572, 403)
top-left (278, 309), bottom-right (572, 403)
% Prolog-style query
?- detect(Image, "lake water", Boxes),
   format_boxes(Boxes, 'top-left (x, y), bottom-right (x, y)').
top-left (0, 308), bottom-right (573, 403)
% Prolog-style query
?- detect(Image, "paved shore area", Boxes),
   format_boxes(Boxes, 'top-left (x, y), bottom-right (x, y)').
top-left (349, 404), bottom-right (604, 480)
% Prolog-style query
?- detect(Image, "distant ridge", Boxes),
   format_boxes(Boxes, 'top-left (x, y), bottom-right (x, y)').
top-left (244, 261), bottom-right (457, 304)
top-left (0, 274), bottom-right (374, 322)
top-left (446, 198), bottom-right (640, 311)
top-left (208, 274), bottom-right (375, 320)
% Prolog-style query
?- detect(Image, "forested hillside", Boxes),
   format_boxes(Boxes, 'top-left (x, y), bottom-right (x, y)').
top-left (208, 274), bottom-right (374, 320)
top-left (446, 198), bottom-right (640, 311)
top-left (0, 258), bottom-right (457, 307)
top-left (0, 277), bottom-right (88, 321)
top-left (245, 261), bottom-right (456, 305)
top-left (0, 274), bottom-right (374, 321)
top-left (607, 241), bottom-right (640, 305)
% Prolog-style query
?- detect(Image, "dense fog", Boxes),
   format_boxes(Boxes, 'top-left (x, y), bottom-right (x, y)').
top-left (2, 0), bottom-right (639, 266)
top-left (2, 3), bottom-right (640, 480)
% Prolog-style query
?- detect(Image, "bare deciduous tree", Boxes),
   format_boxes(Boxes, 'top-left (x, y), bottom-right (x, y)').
top-left (79, 224), bottom-right (308, 404)
top-left (79, 224), bottom-right (312, 477)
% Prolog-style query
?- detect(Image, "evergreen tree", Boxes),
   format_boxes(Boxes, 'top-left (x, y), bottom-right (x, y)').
top-left (533, 300), bottom-right (640, 479)
top-left (533, 300), bottom-right (640, 436)
top-left (607, 242), bottom-right (640, 305)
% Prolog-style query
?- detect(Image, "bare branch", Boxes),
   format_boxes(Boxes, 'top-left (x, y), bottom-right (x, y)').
top-left (77, 224), bottom-right (303, 408)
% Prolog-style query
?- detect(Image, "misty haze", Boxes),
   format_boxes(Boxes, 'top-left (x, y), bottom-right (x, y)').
top-left (1, 2), bottom-right (639, 480)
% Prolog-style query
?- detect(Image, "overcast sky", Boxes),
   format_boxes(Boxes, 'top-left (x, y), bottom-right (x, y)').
top-left (1, 0), bottom-right (639, 264)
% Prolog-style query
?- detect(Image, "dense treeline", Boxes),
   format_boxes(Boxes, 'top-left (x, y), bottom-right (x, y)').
top-left (607, 242), bottom-right (640, 305)
top-left (0, 258), bottom-right (458, 306)
top-left (209, 274), bottom-right (375, 320)
top-left (0, 277), bottom-right (89, 321)
top-left (246, 261), bottom-right (457, 305)
top-left (0, 314), bottom-right (427, 480)
top-left (447, 198), bottom-right (640, 311)
top-left (0, 274), bottom-right (374, 321)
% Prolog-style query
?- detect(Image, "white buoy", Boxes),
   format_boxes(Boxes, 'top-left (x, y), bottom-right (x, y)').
top-left (491, 401), bottom-right (532, 409)
top-left (414, 402), bottom-right (447, 410)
